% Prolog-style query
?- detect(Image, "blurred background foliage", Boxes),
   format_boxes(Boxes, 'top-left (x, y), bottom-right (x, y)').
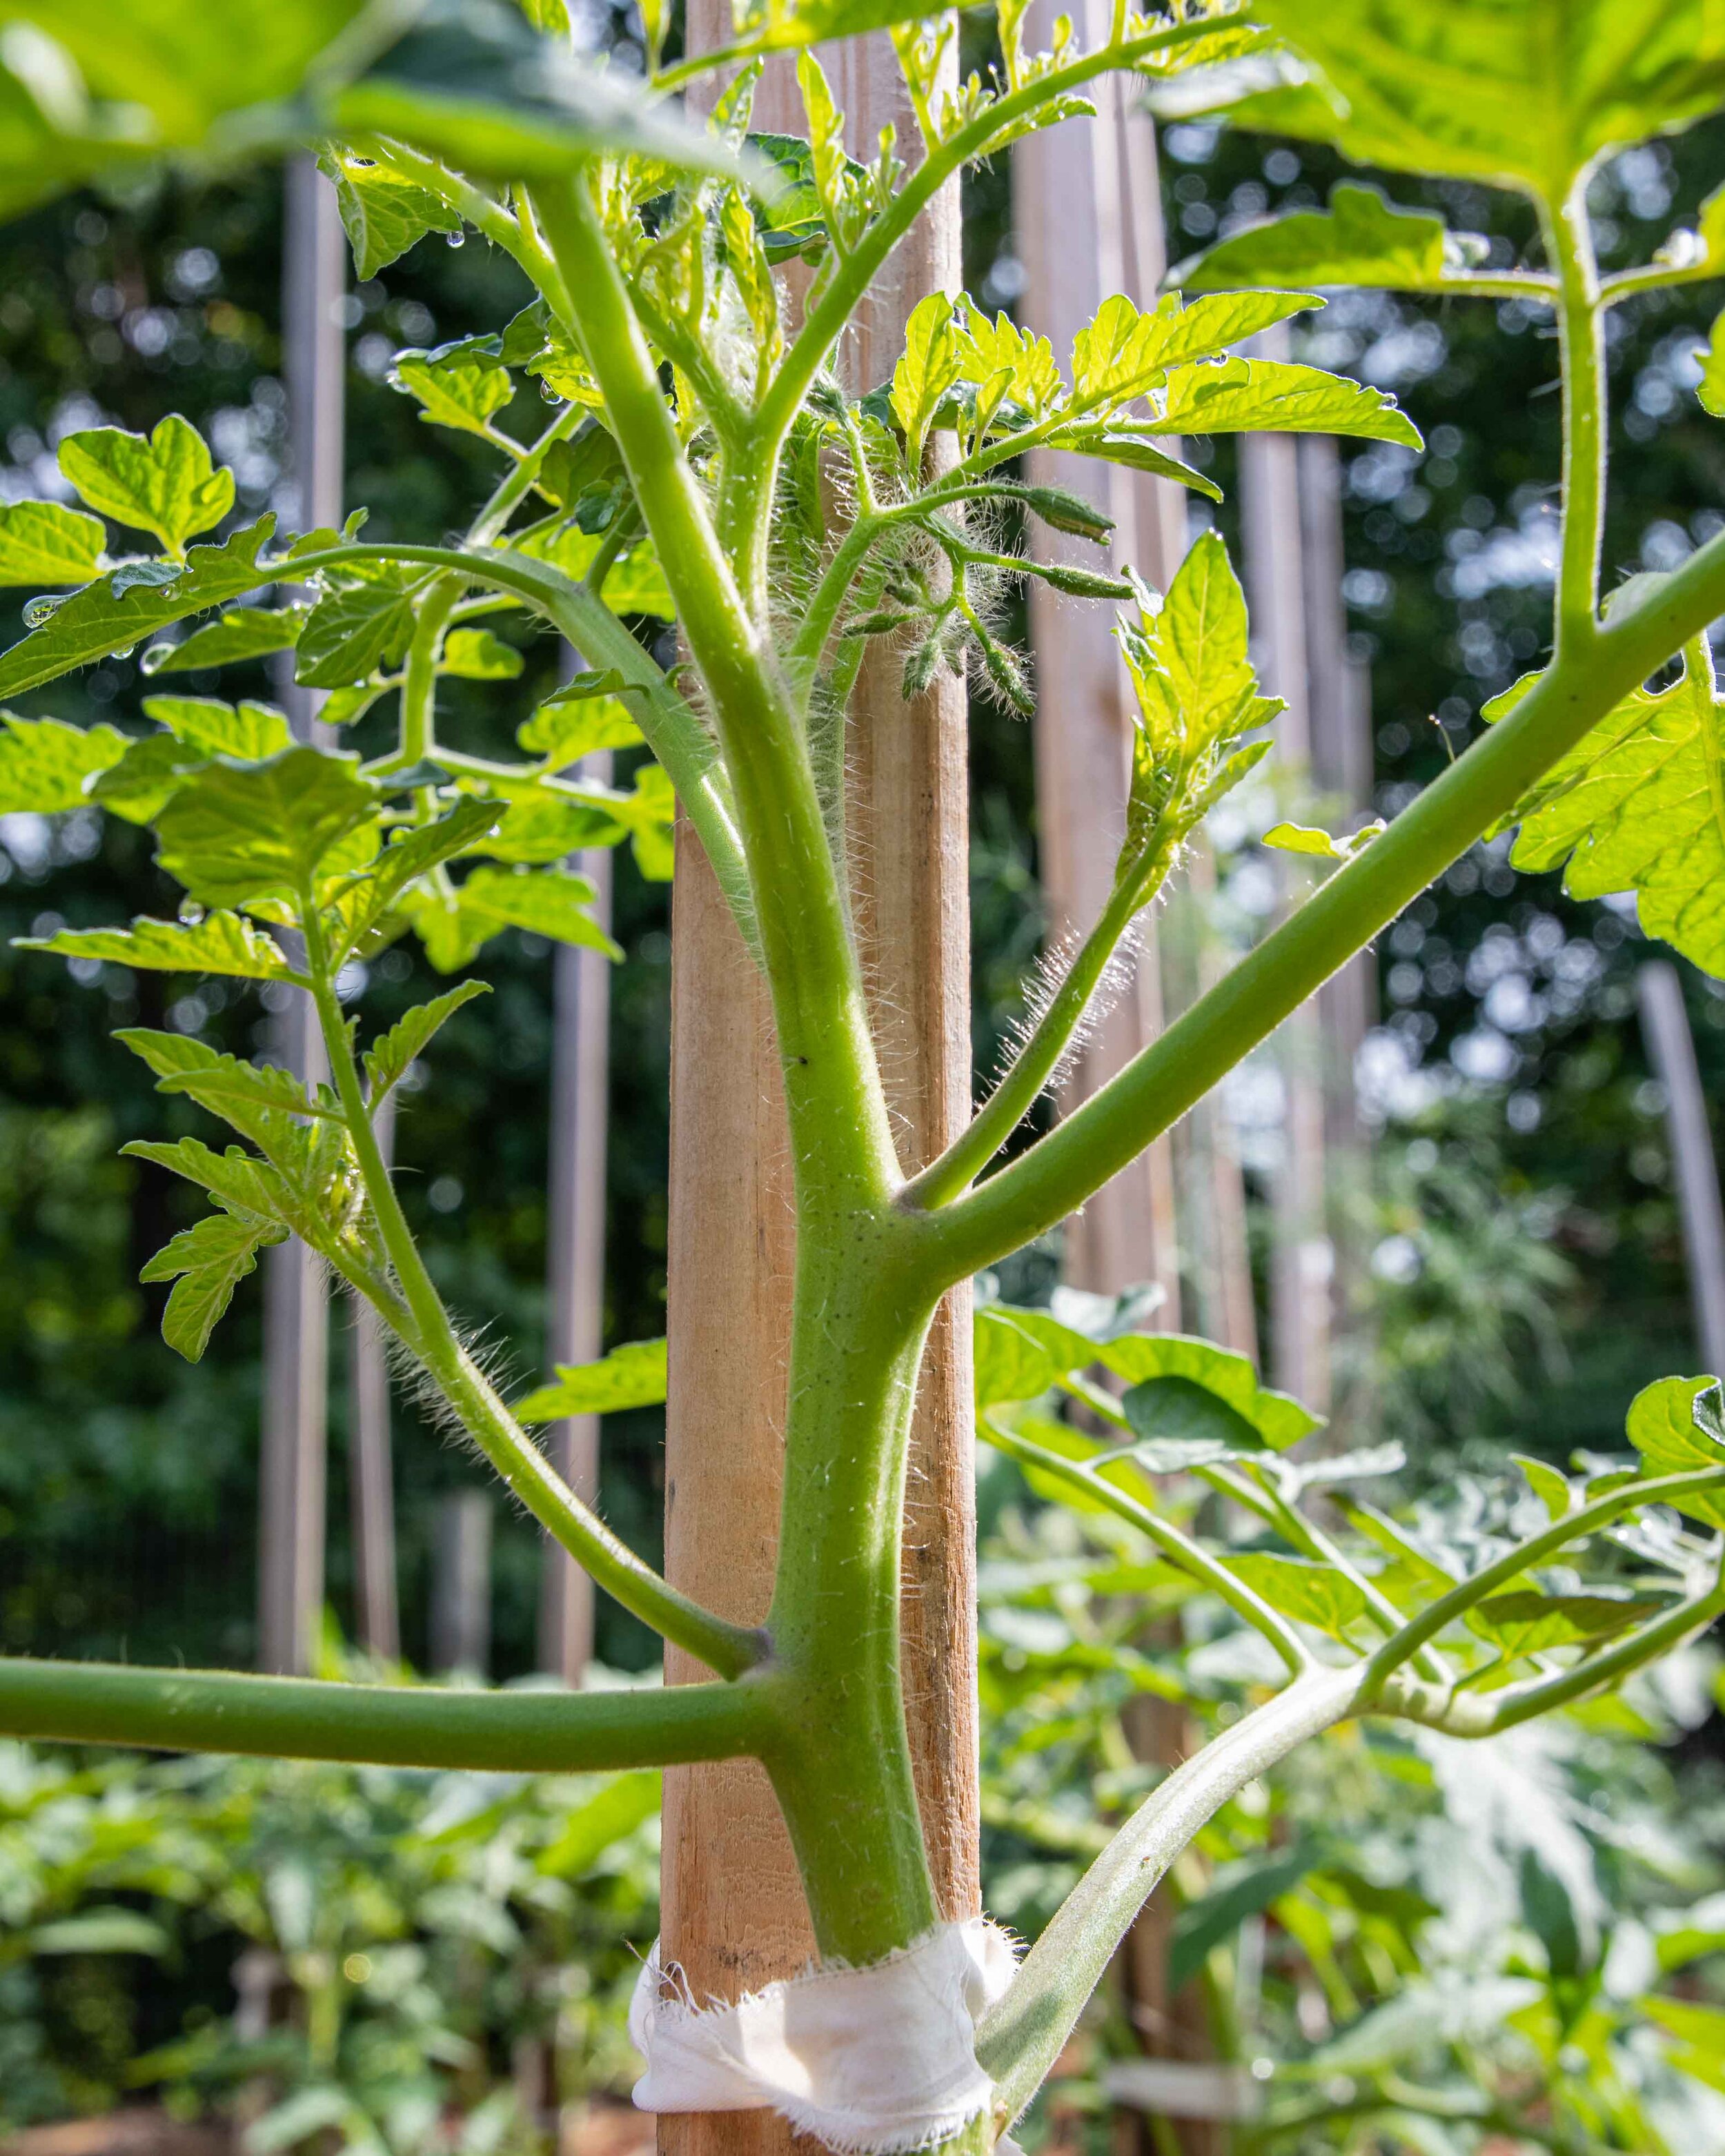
top-left (3, 12), bottom-right (1725, 2151)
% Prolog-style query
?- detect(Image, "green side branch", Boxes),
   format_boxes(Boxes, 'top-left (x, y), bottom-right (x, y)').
top-left (0, 1656), bottom-right (769, 1772)
top-left (914, 530), bottom-right (1725, 1279)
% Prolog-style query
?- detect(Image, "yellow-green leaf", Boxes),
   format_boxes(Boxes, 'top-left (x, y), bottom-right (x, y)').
top-left (0, 500), bottom-right (108, 587)
top-left (59, 415), bottom-right (234, 556)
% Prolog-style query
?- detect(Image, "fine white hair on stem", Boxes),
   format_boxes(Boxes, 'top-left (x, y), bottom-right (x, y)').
top-left (987, 912), bottom-right (1147, 1109)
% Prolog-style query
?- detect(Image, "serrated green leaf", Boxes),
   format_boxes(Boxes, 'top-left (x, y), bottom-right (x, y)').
top-left (1157, 357), bottom-right (1421, 448)
top-left (319, 147), bottom-right (463, 279)
top-left (153, 746), bottom-right (379, 907)
top-left (891, 294), bottom-right (966, 475)
top-left (504, 522), bottom-right (675, 618)
top-left (59, 415), bottom-right (233, 557)
top-left (1071, 290), bottom-right (1319, 411)
top-left (117, 1023), bottom-right (317, 1105)
top-left (17, 911), bottom-right (294, 980)
top-left (140, 1206), bottom-right (286, 1361)
top-left (1173, 184), bottom-right (1494, 297)
top-left (519, 686), bottom-right (644, 764)
top-left (328, 798), bottom-right (503, 958)
top-left (1121, 1377), bottom-right (1265, 1467)
top-left (143, 695), bottom-right (295, 762)
top-left (0, 500), bottom-right (107, 586)
top-left (362, 978), bottom-right (492, 1101)
top-left (1036, 426), bottom-right (1222, 500)
top-left (958, 305), bottom-right (1065, 422)
top-left (0, 515), bottom-right (277, 700)
top-left (403, 862), bottom-right (622, 972)
top-left (1514, 1453), bottom-right (1575, 1522)
top-left (0, 713), bottom-right (129, 811)
top-left (1625, 1374), bottom-right (1725, 1527)
top-left (441, 626), bottom-right (523, 679)
top-left (466, 787), bottom-right (625, 864)
top-left (121, 1136), bottom-right (286, 1223)
top-left (328, 0), bottom-right (752, 186)
top-left (391, 339), bottom-right (516, 439)
top-left (295, 567), bottom-right (420, 689)
top-left (86, 733), bottom-right (209, 824)
top-left (1229, 1552), bottom-right (1369, 1637)
top-left (142, 606), bottom-right (310, 676)
top-left (1508, 637), bottom-right (1725, 977)
top-left (1264, 817), bottom-right (1384, 861)
top-left (1244, 0), bottom-right (1725, 199)
top-left (1464, 1589), bottom-right (1667, 1659)
top-left (516, 1336), bottom-right (668, 1421)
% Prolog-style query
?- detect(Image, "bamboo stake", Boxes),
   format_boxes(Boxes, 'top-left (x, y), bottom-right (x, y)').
top-left (348, 1091), bottom-right (400, 1662)
top-left (661, 32), bottom-right (975, 2156)
top-left (1638, 960), bottom-right (1725, 1376)
top-left (1018, 63), bottom-right (1225, 2156)
top-left (1017, 9), bottom-right (1181, 1319)
top-left (538, 745), bottom-right (615, 1685)
top-left (1237, 332), bottom-right (1332, 1416)
top-left (259, 154), bottom-right (344, 1677)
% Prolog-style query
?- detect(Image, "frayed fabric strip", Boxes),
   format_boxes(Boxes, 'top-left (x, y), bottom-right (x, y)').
top-left (628, 1915), bottom-right (1020, 2154)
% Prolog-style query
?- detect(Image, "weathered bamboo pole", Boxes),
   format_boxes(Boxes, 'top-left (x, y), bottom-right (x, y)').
top-left (1638, 960), bottom-right (1725, 1377)
top-left (660, 28), bottom-right (975, 2156)
top-left (538, 749), bottom-right (615, 1685)
top-left (348, 1093), bottom-right (400, 1661)
top-left (259, 155), bottom-right (344, 1677)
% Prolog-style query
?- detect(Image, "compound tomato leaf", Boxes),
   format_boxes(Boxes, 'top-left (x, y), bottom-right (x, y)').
top-left (0, 516), bottom-right (277, 701)
top-left (0, 713), bottom-right (129, 812)
top-left (0, 500), bottom-right (108, 587)
top-left (319, 147), bottom-right (463, 278)
top-left (14, 911), bottom-right (296, 981)
top-left (142, 695), bottom-right (295, 762)
top-left (142, 606), bottom-right (310, 677)
top-left (58, 415), bottom-right (234, 557)
top-left (141, 1207), bottom-right (287, 1362)
top-left (153, 746), bottom-right (381, 907)
top-left (362, 978), bottom-right (493, 1101)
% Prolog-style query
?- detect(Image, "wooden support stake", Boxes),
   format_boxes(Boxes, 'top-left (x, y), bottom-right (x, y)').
top-left (431, 1490), bottom-right (493, 1678)
top-left (1237, 341), bottom-right (1332, 1416)
top-left (1638, 960), bottom-right (1725, 1377)
top-left (348, 1091), bottom-right (400, 1662)
top-left (662, 25), bottom-right (975, 2156)
top-left (258, 154), bottom-right (344, 1677)
top-left (539, 749), bottom-right (615, 1685)
top-left (1017, 9), bottom-right (1181, 1316)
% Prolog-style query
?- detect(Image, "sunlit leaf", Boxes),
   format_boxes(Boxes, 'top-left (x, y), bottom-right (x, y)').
top-left (1229, 1552), bottom-right (1369, 1636)
top-left (1172, 184), bottom-right (1496, 296)
top-left (362, 979), bottom-right (493, 1102)
top-left (403, 862), bottom-right (622, 972)
top-left (0, 500), bottom-right (107, 587)
top-left (0, 516), bottom-right (277, 700)
top-left (391, 339), bottom-right (517, 440)
top-left (1508, 637), bottom-right (1725, 978)
top-left (1624, 1374), bottom-right (1725, 1527)
top-left (515, 1336), bottom-right (668, 1421)
top-left (441, 626), bottom-right (524, 679)
top-left (0, 713), bottom-right (128, 812)
top-left (144, 695), bottom-right (295, 762)
top-left (141, 1206), bottom-right (286, 1362)
top-left (295, 566), bottom-right (421, 689)
top-left (319, 146), bottom-right (462, 279)
top-left (1156, 357), bottom-right (1421, 448)
top-left (16, 911), bottom-right (295, 981)
top-left (142, 606), bottom-right (310, 676)
top-left (153, 746), bottom-right (380, 907)
top-left (1464, 1589), bottom-right (1667, 1659)
top-left (59, 416), bottom-right (234, 557)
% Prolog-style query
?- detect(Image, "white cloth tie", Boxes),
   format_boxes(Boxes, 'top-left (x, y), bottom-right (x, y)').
top-left (628, 1915), bottom-right (1020, 2153)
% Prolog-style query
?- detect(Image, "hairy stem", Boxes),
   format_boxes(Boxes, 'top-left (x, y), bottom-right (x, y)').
top-left (1546, 180), bottom-right (1606, 651)
top-left (301, 897), bottom-right (764, 1679)
top-left (916, 540), bottom-right (1725, 1281)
